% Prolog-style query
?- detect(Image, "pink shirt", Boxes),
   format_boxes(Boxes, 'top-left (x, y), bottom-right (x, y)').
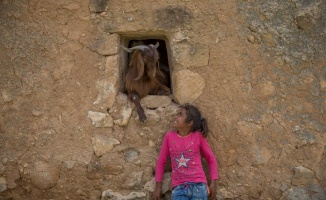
top-left (155, 131), bottom-right (219, 188)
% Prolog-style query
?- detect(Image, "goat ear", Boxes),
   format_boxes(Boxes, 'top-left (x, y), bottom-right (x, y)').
top-left (134, 53), bottom-right (144, 81)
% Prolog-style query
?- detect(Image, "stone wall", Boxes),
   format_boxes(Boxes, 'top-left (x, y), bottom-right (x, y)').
top-left (0, 0), bottom-right (325, 199)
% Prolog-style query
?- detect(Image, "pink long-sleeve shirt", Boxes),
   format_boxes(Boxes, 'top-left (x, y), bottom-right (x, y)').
top-left (155, 131), bottom-right (219, 188)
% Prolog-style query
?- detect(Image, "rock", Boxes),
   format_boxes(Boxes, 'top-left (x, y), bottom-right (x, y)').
top-left (219, 187), bottom-right (234, 199)
top-left (63, 3), bottom-right (80, 10)
top-left (280, 185), bottom-right (326, 200)
top-left (171, 41), bottom-right (209, 69)
top-left (165, 103), bottom-right (179, 120)
top-left (88, 111), bottom-right (113, 128)
top-left (101, 189), bottom-right (146, 200)
top-left (30, 161), bottom-right (60, 189)
top-left (109, 93), bottom-right (133, 126)
top-left (91, 34), bottom-right (120, 56)
top-left (0, 163), bottom-right (4, 175)
top-left (105, 55), bottom-right (119, 77)
top-left (292, 127), bottom-right (317, 145)
top-left (155, 6), bottom-right (192, 29)
top-left (77, 189), bottom-right (88, 197)
top-left (32, 109), bottom-right (42, 116)
top-left (2, 90), bottom-right (13, 102)
top-left (89, 0), bottom-right (109, 13)
top-left (63, 161), bottom-right (76, 169)
top-left (113, 107), bottom-right (133, 126)
top-left (93, 78), bottom-right (118, 108)
top-left (292, 166), bottom-right (314, 186)
top-left (135, 109), bottom-right (160, 126)
top-left (92, 134), bottom-right (120, 156)
top-left (125, 149), bottom-right (139, 162)
top-left (149, 140), bottom-right (155, 148)
top-left (280, 187), bottom-right (310, 200)
top-left (140, 95), bottom-right (172, 109)
top-left (172, 69), bottom-right (205, 104)
top-left (252, 79), bottom-right (275, 98)
top-left (142, 166), bottom-right (154, 184)
top-left (5, 166), bottom-right (20, 189)
top-left (100, 153), bottom-right (125, 175)
top-left (252, 145), bottom-right (272, 165)
top-left (90, 190), bottom-right (102, 200)
top-left (122, 171), bottom-right (143, 189)
top-left (295, 13), bottom-right (316, 31)
top-left (247, 35), bottom-right (255, 43)
top-left (0, 177), bottom-right (7, 192)
top-left (144, 173), bottom-right (171, 194)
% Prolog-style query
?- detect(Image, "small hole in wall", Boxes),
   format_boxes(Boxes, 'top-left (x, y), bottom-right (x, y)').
top-left (120, 38), bottom-right (171, 96)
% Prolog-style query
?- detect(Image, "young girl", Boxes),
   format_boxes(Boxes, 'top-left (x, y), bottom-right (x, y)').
top-left (152, 104), bottom-right (219, 200)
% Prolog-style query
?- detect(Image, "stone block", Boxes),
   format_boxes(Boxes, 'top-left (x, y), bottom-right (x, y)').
top-left (30, 161), bottom-right (60, 190)
top-left (140, 95), bottom-right (172, 109)
top-left (0, 177), bottom-right (7, 192)
top-left (105, 54), bottom-right (119, 77)
top-left (292, 166), bottom-right (314, 186)
top-left (144, 173), bottom-right (171, 194)
top-left (101, 189), bottom-right (146, 200)
top-left (91, 34), bottom-right (120, 56)
top-left (109, 93), bottom-right (133, 126)
top-left (92, 134), bottom-right (120, 157)
top-left (93, 78), bottom-right (118, 108)
top-left (171, 41), bottom-right (209, 69)
top-left (88, 111), bottom-right (113, 128)
top-left (89, 0), bottom-right (109, 13)
top-left (172, 69), bottom-right (205, 104)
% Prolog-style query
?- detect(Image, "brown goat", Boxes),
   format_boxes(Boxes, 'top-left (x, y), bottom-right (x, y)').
top-left (121, 42), bottom-right (171, 122)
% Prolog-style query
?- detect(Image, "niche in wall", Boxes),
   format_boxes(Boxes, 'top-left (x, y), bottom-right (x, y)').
top-left (119, 37), bottom-right (172, 95)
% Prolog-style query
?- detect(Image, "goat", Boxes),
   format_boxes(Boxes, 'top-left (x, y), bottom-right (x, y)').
top-left (121, 42), bottom-right (171, 122)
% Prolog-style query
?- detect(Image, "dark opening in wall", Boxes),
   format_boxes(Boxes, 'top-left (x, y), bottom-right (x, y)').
top-left (120, 38), bottom-right (171, 95)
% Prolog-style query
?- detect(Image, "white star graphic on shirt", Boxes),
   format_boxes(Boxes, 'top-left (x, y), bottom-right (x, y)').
top-left (175, 153), bottom-right (191, 168)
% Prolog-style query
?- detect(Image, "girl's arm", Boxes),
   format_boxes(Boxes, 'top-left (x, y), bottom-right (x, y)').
top-left (199, 135), bottom-right (219, 180)
top-left (155, 133), bottom-right (170, 182)
top-left (153, 133), bottom-right (170, 200)
top-left (200, 136), bottom-right (219, 199)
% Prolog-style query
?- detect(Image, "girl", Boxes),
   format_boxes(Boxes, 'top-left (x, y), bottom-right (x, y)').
top-left (152, 104), bottom-right (219, 200)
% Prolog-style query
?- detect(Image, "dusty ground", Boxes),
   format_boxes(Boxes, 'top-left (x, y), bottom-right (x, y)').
top-left (0, 0), bottom-right (325, 199)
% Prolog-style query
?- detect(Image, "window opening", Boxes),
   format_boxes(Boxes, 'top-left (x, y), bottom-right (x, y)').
top-left (121, 38), bottom-right (171, 94)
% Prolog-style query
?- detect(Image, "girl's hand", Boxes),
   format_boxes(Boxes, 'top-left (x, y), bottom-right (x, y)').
top-left (152, 182), bottom-right (162, 200)
top-left (209, 180), bottom-right (217, 200)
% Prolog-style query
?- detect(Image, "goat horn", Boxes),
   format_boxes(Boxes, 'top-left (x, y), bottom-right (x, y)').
top-left (120, 45), bottom-right (149, 53)
top-left (149, 42), bottom-right (160, 49)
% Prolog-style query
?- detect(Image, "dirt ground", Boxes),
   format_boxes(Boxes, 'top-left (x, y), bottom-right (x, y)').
top-left (0, 0), bottom-right (325, 199)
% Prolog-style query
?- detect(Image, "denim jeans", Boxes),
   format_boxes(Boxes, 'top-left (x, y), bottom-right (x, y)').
top-left (171, 182), bottom-right (208, 200)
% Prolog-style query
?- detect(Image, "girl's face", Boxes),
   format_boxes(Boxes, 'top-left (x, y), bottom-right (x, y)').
top-left (174, 108), bottom-right (190, 129)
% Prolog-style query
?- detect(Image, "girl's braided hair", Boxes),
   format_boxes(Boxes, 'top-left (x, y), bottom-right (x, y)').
top-left (179, 103), bottom-right (209, 137)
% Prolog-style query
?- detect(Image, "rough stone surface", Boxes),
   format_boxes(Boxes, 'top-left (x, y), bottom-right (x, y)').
top-left (88, 111), bottom-right (114, 128)
top-left (171, 41), bottom-right (209, 69)
top-left (140, 95), bottom-right (172, 109)
top-left (144, 173), bottom-right (171, 194)
top-left (92, 134), bottom-right (120, 156)
top-left (172, 69), bottom-right (205, 104)
top-left (0, 177), bottom-right (7, 192)
top-left (91, 34), bottom-right (120, 56)
top-left (101, 189), bottom-right (146, 200)
top-left (109, 92), bottom-right (133, 126)
top-left (0, 0), bottom-right (325, 199)
top-left (89, 0), bottom-right (109, 13)
top-left (30, 161), bottom-right (60, 190)
top-left (292, 166), bottom-right (314, 186)
top-left (93, 79), bottom-right (118, 107)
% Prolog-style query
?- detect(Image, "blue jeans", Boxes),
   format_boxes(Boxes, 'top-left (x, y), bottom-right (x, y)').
top-left (171, 182), bottom-right (208, 200)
